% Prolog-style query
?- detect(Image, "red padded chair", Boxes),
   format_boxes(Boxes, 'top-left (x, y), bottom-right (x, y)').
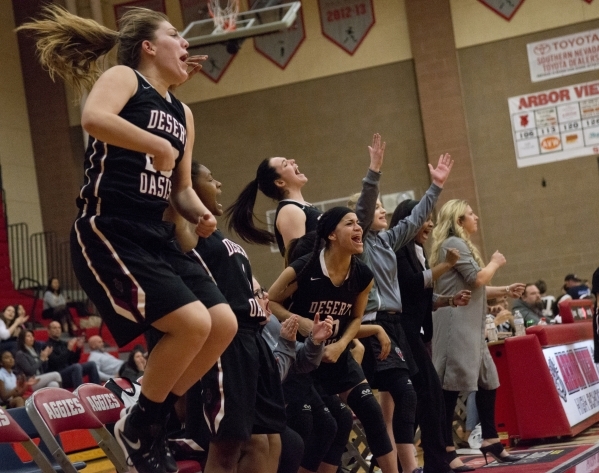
top-left (25, 388), bottom-right (111, 473)
top-left (73, 384), bottom-right (128, 473)
top-left (0, 407), bottom-right (55, 473)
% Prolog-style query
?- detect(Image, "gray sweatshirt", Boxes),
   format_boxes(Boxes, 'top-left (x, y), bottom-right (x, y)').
top-left (261, 316), bottom-right (324, 381)
top-left (355, 169), bottom-right (442, 318)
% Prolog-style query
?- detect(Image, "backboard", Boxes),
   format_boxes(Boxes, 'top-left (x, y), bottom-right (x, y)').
top-left (181, 1), bottom-right (301, 47)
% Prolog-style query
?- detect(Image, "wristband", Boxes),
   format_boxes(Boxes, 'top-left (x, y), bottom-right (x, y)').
top-left (449, 295), bottom-right (456, 307)
top-left (309, 331), bottom-right (322, 346)
top-left (505, 286), bottom-right (510, 294)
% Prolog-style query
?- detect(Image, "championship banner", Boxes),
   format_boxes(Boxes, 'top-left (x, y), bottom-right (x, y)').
top-left (318, 0), bottom-right (375, 55)
top-left (527, 29), bottom-right (599, 83)
top-left (250, 0), bottom-right (305, 69)
top-left (190, 43), bottom-right (236, 83)
top-left (508, 79), bottom-right (599, 168)
top-left (477, 0), bottom-right (525, 21)
top-left (542, 340), bottom-right (599, 428)
top-left (114, 0), bottom-right (166, 22)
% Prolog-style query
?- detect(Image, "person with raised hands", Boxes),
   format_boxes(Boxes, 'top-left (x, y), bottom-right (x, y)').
top-left (347, 134), bottom-right (455, 473)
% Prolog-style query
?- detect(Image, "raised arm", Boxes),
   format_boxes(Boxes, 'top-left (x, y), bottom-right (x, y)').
top-left (355, 133), bottom-right (385, 233)
top-left (382, 153), bottom-right (453, 251)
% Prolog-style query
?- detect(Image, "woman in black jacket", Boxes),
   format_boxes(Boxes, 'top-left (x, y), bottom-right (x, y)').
top-left (14, 329), bottom-right (62, 391)
top-left (390, 200), bottom-right (472, 473)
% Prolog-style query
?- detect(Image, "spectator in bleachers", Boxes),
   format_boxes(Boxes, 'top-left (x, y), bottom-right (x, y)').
top-left (562, 274), bottom-right (591, 300)
top-left (488, 297), bottom-right (514, 333)
top-left (14, 329), bottom-right (62, 391)
top-left (0, 305), bottom-right (28, 354)
top-left (87, 335), bottom-right (125, 382)
top-left (0, 350), bottom-right (32, 407)
top-left (43, 277), bottom-right (78, 336)
top-left (46, 321), bottom-right (100, 389)
top-left (118, 345), bottom-right (146, 383)
top-left (535, 279), bottom-right (556, 318)
top-left (511, 284), bottom-right (544, 326)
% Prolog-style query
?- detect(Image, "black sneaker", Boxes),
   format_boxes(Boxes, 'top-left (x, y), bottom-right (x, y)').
top-left (158, 428), bottom-right (178, 473)
top-left (114, 409), bottom-right (166, 473)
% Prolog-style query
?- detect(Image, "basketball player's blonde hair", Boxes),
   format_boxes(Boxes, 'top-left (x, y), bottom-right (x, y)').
top-left (16, 4), bottom-right (168, 98)
top-left (430, 199), bottom-right (484, 267)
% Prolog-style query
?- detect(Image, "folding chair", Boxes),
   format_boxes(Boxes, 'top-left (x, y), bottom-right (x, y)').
top-left (73, 384), bottom-right (128, 473)
top-left (0, 406), bottom-right (55, 473)
top-left (341, 417), bottom-right (374, 473)
top-left (3, 406), bottom-right (86, 473)
top-left (25, 388), bottom-right (109, 473)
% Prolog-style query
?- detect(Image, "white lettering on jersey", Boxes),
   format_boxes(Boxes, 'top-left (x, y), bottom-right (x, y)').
top-left (42, 399), bottom-right (85, 420)
top-left (308, 301), bottom-right (352, 317)
top-left (147, 110), bottom-right (186, 145)
top-left (222, 239), bottom-right (249, 259)
top-left (248, 298), bottom-right (266, 319)
top-left (85, 393), bottom-right (121, 412)
top-left (140, 173), bottom-right (172, 199)
top-left (140, 155), bottom-right (173, 198)
top-left (0, 408), bottom-right (9, 426)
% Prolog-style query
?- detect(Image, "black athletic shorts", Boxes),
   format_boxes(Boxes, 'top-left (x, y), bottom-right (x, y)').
top-left (202, 327), bottom-right (260, 441)
top-left (311, 348), bottom-right (364, 395)
top-left (70, 215), bottom-right (226, 347)
top-left (361, 312), bottom-right (418, 389)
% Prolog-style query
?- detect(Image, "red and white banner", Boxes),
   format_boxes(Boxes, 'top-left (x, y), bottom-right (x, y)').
top-left (508, 80), bottom-right (599, 167)
top-left (189, 43), bottom-right (236, 83)
top-left (543, 340), bottom-right (599, 427)
top-left (477, 0), bottom-right (525, 21)
top-left (318, 0), bottom-right (374, 55)
top-left (527, 29), bottom-right (599, 82)
top-left (250, 0), bottom-right (305, 69)
top-left (114, 0), bottom-right (165, 23)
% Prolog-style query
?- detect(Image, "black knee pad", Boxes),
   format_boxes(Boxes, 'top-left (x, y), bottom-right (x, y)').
top-left (387, 377), bottom-right (417, 444)
top-left (346, 383), bottom-right (393, 458)
top-left (301, 404), bottom-right (337, 471)
top-left (322, 398), bottom-right (353, 466)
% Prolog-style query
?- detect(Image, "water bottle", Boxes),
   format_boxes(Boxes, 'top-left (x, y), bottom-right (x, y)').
top-left (538, 317), bottom-right (547, 325)
top-left (513, 310), bottom-right (525, 336)
top-left (486, 314), bottom-right (498, 342)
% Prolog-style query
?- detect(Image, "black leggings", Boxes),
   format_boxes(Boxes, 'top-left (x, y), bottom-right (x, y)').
top-left (442, 388), bottom-right (498, 445)
top-left (286, 394), bottom-right (345, 472)
top-left (278, 426), bottom-right (304, 473)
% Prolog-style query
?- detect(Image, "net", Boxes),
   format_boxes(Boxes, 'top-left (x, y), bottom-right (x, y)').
top-left (207, 0), bottom-right (240, 33)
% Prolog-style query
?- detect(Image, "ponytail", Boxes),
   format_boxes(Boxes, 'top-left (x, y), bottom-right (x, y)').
top-left (17, 5), bottom-right (169, 99)
top-left (16, 4), bottom-right (118, 98)
top-left (225, 158), bottom-right (285, 245)
top-left (225, 179), bottom-right (275, 245)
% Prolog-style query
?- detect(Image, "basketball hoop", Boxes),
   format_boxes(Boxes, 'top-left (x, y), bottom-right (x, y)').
top-left (207, 0), bottom-right (240, 33)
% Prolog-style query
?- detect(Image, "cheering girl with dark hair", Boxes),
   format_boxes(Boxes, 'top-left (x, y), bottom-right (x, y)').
top-left (269, 207), bottom-right (400, 473)
top-left (225, 157), bottom-right (320, 255)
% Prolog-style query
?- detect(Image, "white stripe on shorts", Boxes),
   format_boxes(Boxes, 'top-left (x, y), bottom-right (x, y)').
top-left (74, 215), bottom-right (146, 322)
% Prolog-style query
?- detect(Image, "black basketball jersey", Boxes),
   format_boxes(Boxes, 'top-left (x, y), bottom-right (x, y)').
top-left (190, 229), bottom-right (266, 328)
top-left (288, 251), bottom-right (373, 345)
top-left (274, 200), bottom-right (322, 255)
top-left (77, 70), bottom-right (187, 221)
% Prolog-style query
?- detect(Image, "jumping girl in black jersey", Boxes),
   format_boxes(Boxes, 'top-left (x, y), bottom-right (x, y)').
top-left (269, 208), bottom-right (400, 473)
top-left (18, 7), bottom-right (237, 473)
top-left (165, 162), bottom-right (333, 473)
